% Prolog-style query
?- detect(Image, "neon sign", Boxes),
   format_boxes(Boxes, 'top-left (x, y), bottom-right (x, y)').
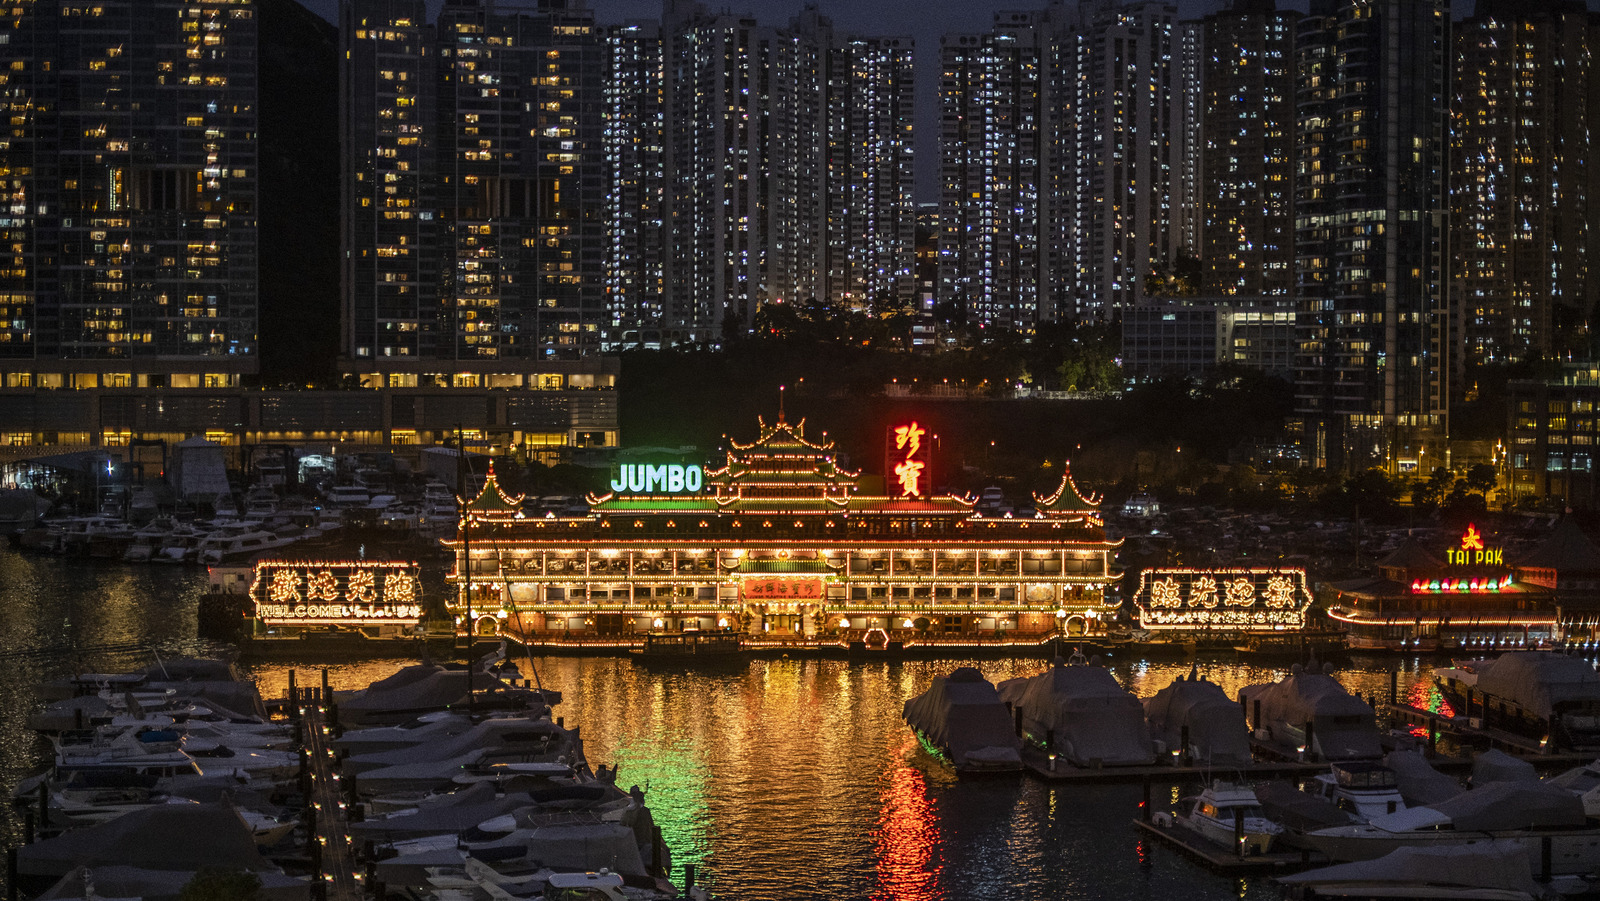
top-left (887, 421), bottom-right (931, 498)
top-left (251, 561), bottom-right (424, 625)
top-left (1446, 524), bottom-right (1503, 566)
top-left (1134, 568), bottom-right (1312, 631)
top-left (1410, 575), bottom-right (1514, 593)
top-left (609, 463), bottom-right (704, 495)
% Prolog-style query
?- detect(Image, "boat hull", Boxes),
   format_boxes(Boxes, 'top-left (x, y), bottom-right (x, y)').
top-left (1304, 829), bottom-right (1600, 876)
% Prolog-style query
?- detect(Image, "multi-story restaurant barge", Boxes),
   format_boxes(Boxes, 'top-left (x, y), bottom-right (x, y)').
top-left (445, 415), bottom-right (1121, 650)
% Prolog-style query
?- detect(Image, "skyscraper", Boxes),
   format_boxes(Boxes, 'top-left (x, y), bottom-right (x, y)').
top-left (1451, 0), bottom-right (1600, 379)
top-left (1198, 0), bottom-right (1295, 300)
top-left (601, 20), bottom-right (666, 348)
top-left (938, 12), bottom-right (1050, 331)
top-left (340, 0), bottom-right (440, 365)
top-left (939, 3), bottom-right (1186, 328)
top-left (340, 0), bottom-right (608, 374)
top-left (0, 0), bottom-right (259, 384)
top-left (1294, 0), bottom-right (1448, 470)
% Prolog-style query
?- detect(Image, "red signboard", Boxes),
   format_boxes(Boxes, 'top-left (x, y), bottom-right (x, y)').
top-left (885, 421), bottom-right (933, 498)
top-left (741, 577), bottom-right (824, 600)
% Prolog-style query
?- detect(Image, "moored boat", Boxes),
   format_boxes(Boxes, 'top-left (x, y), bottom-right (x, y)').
top-left (1174, 781), bottom-right (1284, 855)
top-left (902, 667), bottom-right (1022, 774)
top-left (998, 655), bottom-right (1154, 766)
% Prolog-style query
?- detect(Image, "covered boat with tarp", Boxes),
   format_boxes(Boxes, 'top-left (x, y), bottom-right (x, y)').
top-left (1238, 670), bottom-right (1380, 761)
top-left (902, 667), bottom-right (1022, 774)
top-left (1382, 750), bottom-right (1463, 808)
top-left (1278, 841), bottom-right (1545, 900)
top-left (335, 663), bottom-right (550, 726)
top-left (15, 802), bottom-right (299, 896)
top-left (1142, 667), bottom-right (1251, 766)
top-left (997, 658), bottom-right (1154, 766)
top-left (1436, 650), bottom-right (1600, 749)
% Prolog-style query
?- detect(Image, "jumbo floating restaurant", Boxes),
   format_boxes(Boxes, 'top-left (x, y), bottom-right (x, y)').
top-left (443, 414), bottom-right (1122, 648)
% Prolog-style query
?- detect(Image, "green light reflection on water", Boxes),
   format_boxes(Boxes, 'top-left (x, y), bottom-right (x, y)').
top-left (608, 731), bottom-right (710, 887)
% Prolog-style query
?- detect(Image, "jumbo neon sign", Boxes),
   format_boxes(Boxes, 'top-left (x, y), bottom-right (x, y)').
top-left (1446, 524), bottom-right (1504, 566)
top-left (1134, 567), bottom-right (1312, 631)
top-left (609, 464), bottom-right (704, 495)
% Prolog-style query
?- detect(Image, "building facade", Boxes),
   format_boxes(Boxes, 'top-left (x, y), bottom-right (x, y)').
top-left (1293, 0), bottom-right (1449, 471)
top-left (0, 0), bottom-right (259, 381)
top-left (445, 415), bottom-right (1121, 645)
top-left (1198, 0), bottom-right (1295, 300)
top-left (1450, 0), bottom-right (1600, 377)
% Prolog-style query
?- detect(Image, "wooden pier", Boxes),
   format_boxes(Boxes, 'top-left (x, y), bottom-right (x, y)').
top-left (1131, 818), bottom-right (1329, 874)
top-left (293, 682), bottom-right (363, 901)
top-left (1020, 745), bottom-right (1329, 783)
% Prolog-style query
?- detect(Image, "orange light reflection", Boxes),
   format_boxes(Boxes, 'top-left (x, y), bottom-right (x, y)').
top-left (871, 741), bottom-right (942, 901)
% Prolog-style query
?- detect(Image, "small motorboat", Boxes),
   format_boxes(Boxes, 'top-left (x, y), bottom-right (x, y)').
top-left (1174, 781), bottom-right (1284, 855)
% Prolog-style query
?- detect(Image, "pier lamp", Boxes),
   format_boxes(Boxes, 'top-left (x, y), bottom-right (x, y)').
top-left (1296, 744), bottom-right (1307, 762)
top-left (1048, 750), bottom-right (1057, 772)
top-left (653, 618), bottom-right (664, 629)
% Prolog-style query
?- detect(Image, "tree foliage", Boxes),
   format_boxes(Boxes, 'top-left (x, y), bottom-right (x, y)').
top-left (180, 869), bottom-right (262, 901)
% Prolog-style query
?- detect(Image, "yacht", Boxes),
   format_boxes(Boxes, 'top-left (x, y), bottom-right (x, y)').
top-left (1308, 762), bottom-right (1407, 821)
top-left (325, 484), bottom-right (371, 507)
top-left (194, 522), bottom-right (298, 564)
top-left (1174, 781), bottom-right (1284, 855)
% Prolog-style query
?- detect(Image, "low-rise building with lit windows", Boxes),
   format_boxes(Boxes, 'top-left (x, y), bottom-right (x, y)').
top-left (444, 415), bottom-right (1121, 649)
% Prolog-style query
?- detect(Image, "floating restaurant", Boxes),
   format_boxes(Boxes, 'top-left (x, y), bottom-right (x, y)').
top-left (1324, 526), bottom-right (1558, 652)
top-left (443, 414), bottom-right (1122, 649)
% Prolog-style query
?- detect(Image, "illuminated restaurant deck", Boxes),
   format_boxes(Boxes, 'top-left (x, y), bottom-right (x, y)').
top-left (444, 415), bottom-right (1122, 649)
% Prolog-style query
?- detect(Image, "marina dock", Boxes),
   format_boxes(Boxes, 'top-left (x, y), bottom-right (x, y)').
top-left (1131, 818), bottom-right (1329, 874)
top-left (298, 691), bottom-right (361, 901)
top-left (1019, 745), bottom-right (1330, 783)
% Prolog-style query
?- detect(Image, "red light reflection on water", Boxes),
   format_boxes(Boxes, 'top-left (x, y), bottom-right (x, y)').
top-left (1406, 679), bottom-right (1455, 739)
top-left (871, 745), bottom-right (942, 901)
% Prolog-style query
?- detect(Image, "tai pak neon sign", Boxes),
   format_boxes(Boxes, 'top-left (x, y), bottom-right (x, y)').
top-left (610, 463), bottom-right (704, 494)
top-left (1446, 524), bottom-right (1504, 566)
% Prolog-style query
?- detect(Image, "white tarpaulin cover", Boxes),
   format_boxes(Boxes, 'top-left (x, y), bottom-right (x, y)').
top-left (1473, 651), bottom-right (1600, 719)
top-left (1238, 672), bottom-right (1380, 760)
top-left (1471, 748), bottom-right (1539, 785)
top-left (169, 437), bottom-right (230, 501)
top-left (998, 660), bottom-right (1153, 766)
top-left (902, 667), bottom-right (1021, 769)
top-left (1383, 750), bottom-right (1463, 807)
top-left (1142, 670), bottom-right (1251, 765)
top-left (1278, 841), bottom-right (1542, 898)
top-left (1428, 779), bottom-right (1586, 830)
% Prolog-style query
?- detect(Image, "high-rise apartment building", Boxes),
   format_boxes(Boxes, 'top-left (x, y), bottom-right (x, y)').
top-left (938, 13), bottom-right (1051, 331)
top-left (1451, 0), bottom-right (1600, 380)
top-left (1198, 0), bottom-right (1294, 300)
top-left (601, 20), bottom-right (666, 348)
top-left (940, 3), bottom-right (1185, 328)
top-left (1068, 1), bottom-right (1185, 315)
top-left (1294, 0), bottom-right (1448, 470)
top-left (0, 0), bottom-right (259, 385)
top-left (340, 0), bottom-right (439, 365)
top-left (340, 0), bottom-right (607, 376)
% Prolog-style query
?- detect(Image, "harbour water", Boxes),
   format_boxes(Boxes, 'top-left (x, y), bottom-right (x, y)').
top-left (0, 548), bottom-right (1442, 901)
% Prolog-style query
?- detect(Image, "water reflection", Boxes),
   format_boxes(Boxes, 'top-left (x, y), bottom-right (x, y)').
top-left (0, 550), bottom-right (1453, 901)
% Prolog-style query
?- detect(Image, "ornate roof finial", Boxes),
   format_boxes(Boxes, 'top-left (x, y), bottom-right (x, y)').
top-left (778, 385), bottom-right (786, 425)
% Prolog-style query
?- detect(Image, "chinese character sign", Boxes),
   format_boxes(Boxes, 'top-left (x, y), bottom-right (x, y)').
top-left (250, 561), bottom-right (425, 624)
top-left (1445, 523), bottom-right (1504, 566)
top-left (1134, 568), bottom-right (1312, 631)
top-left (740, 578), bottom-right (825, 600)
top-left (886, 421), bottom-right (933, 498)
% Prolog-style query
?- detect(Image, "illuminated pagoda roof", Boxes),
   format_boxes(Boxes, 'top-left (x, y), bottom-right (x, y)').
top-left (461, 463), bottom-right (524, 519)
top-left (1033, 466), bottom-right (1103, 520)
top-left (706, 414), bottom-right (860, 508)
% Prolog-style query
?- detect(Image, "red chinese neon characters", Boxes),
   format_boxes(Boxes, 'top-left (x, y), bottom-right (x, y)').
top-left (1461, 524), bottom-right (1484, 551)
top-left (891, 421), bottom-right (928, 497)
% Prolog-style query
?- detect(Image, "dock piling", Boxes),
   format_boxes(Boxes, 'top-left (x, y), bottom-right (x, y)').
top-left (8, 847), bottom-right (18, 901)
top-left (23, 810), bottom-right (33, 845)
top-left (1389, 670), bottom-right (1397, 706)
top-left (288, 670), bottom-right (298, 717)
top-left (1303, 721), bottom-right (1316, 762)
top-left (1179, 725), bottom-right (1190, 767)
top-left (36, 782), bottom-right (47, 833)
top-left (652, 825), bottom-right (664, 876)
top-left (1542, 836), bottom-right (1552, 881)
top-left (1252, 699), bottom-right (1260, 732)
top-left (1141, 774), bottom-right (1152, 822)
top-left (1234, 809), bottom-right (1245, 859)
top-left (1014, 705), bottom-right (1023, 737)
top-left (686, 865), bottom-right (696, 892)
